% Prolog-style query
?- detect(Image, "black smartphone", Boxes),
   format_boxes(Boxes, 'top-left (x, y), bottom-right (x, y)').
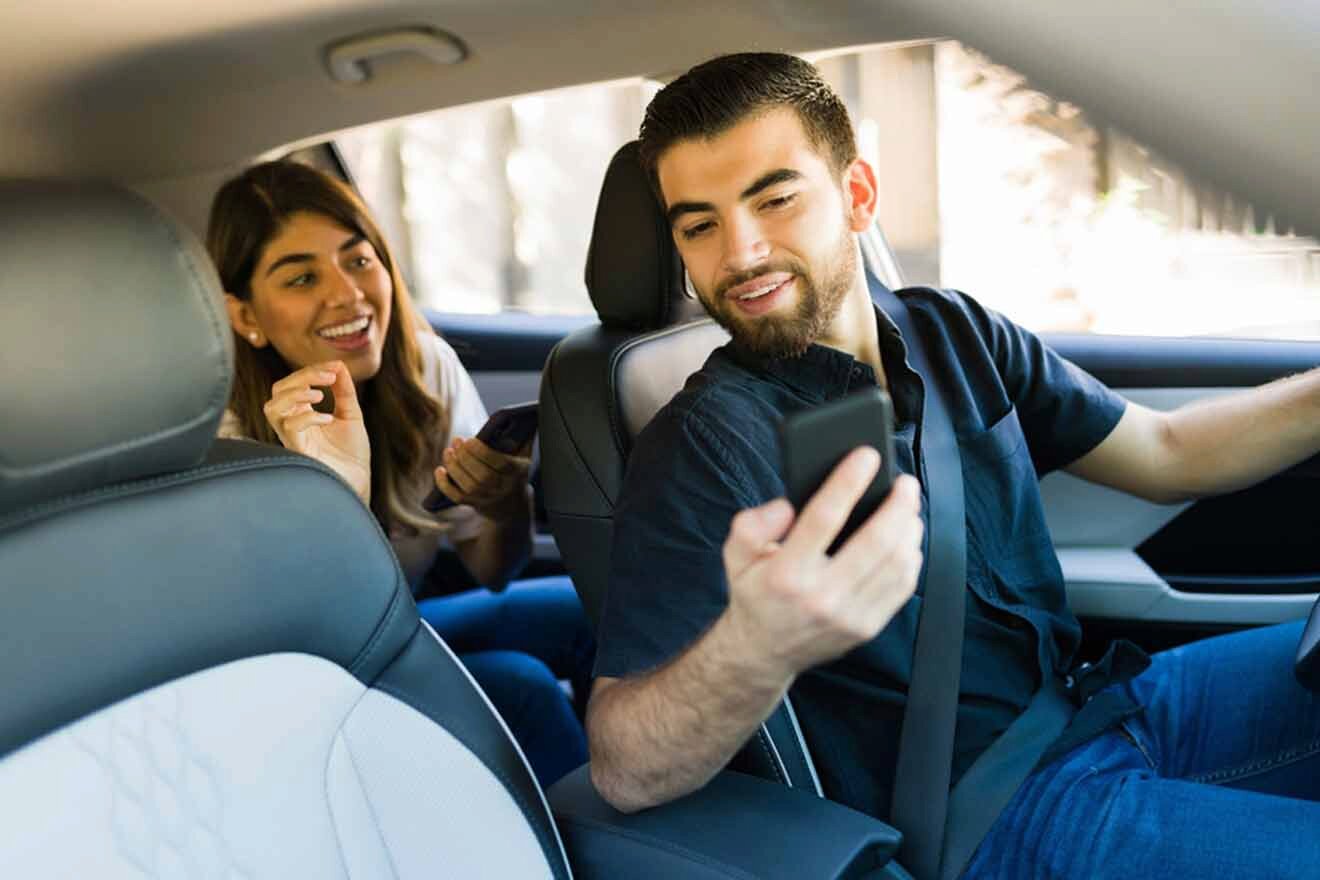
top-left (423, 401), bottom-right (539, 512)
top-left (779, 388), bottom-right (897, 552)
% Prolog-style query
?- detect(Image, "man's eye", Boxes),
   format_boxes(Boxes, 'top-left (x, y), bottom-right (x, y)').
top-left (763, 193), bottom-right (797, 210)
top-left (681, 221), bottom-right (714, 241)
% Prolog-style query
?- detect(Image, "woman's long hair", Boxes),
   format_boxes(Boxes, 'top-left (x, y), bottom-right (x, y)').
top-left (206, 160), bottom-right (448, 534)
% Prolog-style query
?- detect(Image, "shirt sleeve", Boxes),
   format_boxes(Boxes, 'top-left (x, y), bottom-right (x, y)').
top-left (424, 334), bottom-right (488, 544)
top-left (961, 292), bottom-right (1127, 475)
top-left (594, 406), bottom-right (774, 679)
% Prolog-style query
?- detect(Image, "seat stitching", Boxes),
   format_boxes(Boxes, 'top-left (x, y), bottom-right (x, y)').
top-left (349, 586), bottom-right (410, 680)
top-left (0, 452), bottom-right (341, 533)
top-left (322, 685), bottom-right (375, 880)
top-left (756, 727), bottom-right (787, 785)
top-left (337, 709), bottom-right (404, 880)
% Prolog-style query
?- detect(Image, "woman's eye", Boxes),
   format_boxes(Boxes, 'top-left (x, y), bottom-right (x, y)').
top-left (349, 255), bottom-right (373, 269)
top-left (286, 272), bottom-right (315, 288)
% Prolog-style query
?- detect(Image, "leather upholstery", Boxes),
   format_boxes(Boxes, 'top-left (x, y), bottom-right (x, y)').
top-left (0, 183), bottom-right (571, 878)
top-left (0, 181), bottom-right (232, 517)
top-left (584, 141), bottom-right (698, 331)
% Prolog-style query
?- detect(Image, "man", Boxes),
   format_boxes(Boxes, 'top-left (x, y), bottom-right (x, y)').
top-left (587, 53), bottom-right (1320, 877)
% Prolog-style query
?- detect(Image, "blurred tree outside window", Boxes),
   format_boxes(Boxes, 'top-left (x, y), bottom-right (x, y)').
top-left (339, 48), bottom-right (1320, 339)
top-left (338, 79), bottom-right (657, 316)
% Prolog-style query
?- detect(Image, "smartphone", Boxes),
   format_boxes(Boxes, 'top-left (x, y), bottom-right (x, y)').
top-left (422, 401), bottom-right (539, 512)
top-left (779, 388), bottom-right (897, 553)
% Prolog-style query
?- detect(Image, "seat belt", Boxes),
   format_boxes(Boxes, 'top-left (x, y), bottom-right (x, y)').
top-left (875, 284), bottom-right (966, 880)
top-left (938, 680), bottom-right (1073, 880)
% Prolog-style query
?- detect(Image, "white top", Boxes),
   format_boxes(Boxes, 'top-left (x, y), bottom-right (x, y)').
top-left (218, 332), bottom-right (487, 585)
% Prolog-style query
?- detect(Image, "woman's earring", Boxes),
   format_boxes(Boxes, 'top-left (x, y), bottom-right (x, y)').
top-left (248, 331), bottom-right (259, 344)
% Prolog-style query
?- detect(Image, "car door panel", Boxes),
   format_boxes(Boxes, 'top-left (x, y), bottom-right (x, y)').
top-left (1043, 334), bottom-right (1320, 640)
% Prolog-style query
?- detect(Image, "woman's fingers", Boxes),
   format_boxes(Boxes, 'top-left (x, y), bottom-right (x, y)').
top-left (441, 453), bottom-right (479, 494)
top-left (463, 438), bottom-right (523, 474)
top-left (264, 387), bottom-right (322, 420)
top-left (436, 438), bottom-right (529, 510)
top-left (281, 410), bottom-right (334, 439)
top-left (271, 364), bottom-right (337, 397)
top-left (325, 361), bottom-right (362, 421)
top-left (432, 467), bottom-right (464, 503)
top-left (446, 443), bottom-right (498, 485)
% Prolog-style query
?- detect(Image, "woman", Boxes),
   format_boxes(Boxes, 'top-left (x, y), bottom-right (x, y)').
top-left (206, 160), bottom-right (591, 787)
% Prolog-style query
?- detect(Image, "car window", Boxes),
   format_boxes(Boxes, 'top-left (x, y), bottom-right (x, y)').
top-left (336, 78), bottom-right (660, 317)
top-left (338, 43), bottom-right (1320, 339)
top-left (816, 41), bottom-right (1320, 340)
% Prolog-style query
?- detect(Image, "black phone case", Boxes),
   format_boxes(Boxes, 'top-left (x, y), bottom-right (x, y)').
top-left (422, 401), bottom-right (539, 512)
top-left (476, 401), bottom-right (539, 454)
top-left (779, 388), bottom-right (897, 551)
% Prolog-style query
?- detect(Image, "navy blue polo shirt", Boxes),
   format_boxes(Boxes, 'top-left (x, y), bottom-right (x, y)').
top-left (594, 285), bottom-right (1143, 821)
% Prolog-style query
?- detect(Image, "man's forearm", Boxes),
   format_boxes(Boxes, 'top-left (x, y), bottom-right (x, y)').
top-left (587, 612), bottom-right (794, 812)
top-left (1166, 367), bottom-right (1320, 498)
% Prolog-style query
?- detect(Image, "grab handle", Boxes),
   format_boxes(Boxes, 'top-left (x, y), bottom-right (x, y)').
top-left (325, 28), bottom-right (466, 84)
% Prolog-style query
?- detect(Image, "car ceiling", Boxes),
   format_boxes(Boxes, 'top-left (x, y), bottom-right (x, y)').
top-left (4, 1), bottom-right (1318, 240)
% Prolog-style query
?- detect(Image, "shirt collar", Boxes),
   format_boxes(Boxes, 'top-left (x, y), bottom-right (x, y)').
top-left (725, 276), bottom-right (917, 411)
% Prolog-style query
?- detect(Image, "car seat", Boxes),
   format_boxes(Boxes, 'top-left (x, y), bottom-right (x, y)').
top-left (0, 178), bottom-right (907, 880)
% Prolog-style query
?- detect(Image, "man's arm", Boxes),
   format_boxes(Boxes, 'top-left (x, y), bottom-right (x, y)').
top-left (1067, 367), bottom-right (1320, 503)
top-left (588, 450), bottom-right (923, 812)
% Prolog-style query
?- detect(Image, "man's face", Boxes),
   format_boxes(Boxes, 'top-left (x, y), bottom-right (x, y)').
top-left (657, 107), bottom-right (861, 358)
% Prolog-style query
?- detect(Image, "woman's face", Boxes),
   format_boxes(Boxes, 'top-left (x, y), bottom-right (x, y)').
top-left (241, 211), bottom-right (394, 383)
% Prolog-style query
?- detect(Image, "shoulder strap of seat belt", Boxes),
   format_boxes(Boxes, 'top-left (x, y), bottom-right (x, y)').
top-left (875, 284), bottom-right (966, 880)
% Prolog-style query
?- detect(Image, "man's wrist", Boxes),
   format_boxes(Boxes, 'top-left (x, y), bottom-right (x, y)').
top-left (708, 610), bottom-right (799, 695)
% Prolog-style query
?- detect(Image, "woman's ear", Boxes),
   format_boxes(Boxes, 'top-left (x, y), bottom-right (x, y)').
top-left (223, 293), bottom-right (267, 348)
top-left (843, 157), bottom-right (880, 233)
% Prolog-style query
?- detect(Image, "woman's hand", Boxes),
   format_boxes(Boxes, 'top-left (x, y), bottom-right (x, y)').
top-left (263, 361), bottom-right (371, 504)
top-left (432, 437), bottom-right (531, 521)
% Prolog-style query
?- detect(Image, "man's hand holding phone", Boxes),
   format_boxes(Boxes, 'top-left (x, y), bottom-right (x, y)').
top-left (722, 447), bottom-right (924, 679)
top-left (263, 360), bottom-right (371, 504)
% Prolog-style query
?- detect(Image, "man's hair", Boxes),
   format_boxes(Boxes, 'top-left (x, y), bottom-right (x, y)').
top-left (637, 53), bottom-right (858, 200)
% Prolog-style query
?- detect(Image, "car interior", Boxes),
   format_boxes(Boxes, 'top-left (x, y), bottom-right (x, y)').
top-left (4, 2), bottom-right (1320, 878)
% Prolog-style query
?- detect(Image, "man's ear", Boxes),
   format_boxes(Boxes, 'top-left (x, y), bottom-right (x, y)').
top-left (843, 157), bottom-right (879, 233)
top-left (223, 294), bottom-right (267, 348)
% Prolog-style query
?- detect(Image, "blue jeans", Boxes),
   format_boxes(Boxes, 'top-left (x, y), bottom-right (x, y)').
top-left (966, 620), bottom-right (1320, 878)
top-left (418, 576), bottom-right (594, 788)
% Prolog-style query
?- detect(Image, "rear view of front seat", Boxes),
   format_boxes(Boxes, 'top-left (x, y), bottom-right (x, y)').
top-left (0, 182), bottom-right (571, 878)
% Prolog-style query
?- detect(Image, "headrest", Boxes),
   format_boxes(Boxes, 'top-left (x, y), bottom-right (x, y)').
top-left (0, 181), bottom-right (232, 516)
top-left (585, 141), bottom-right (696, 330)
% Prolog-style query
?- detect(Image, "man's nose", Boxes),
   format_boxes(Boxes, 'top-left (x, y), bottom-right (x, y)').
top-left (720, 215), bottom-right (770, 274)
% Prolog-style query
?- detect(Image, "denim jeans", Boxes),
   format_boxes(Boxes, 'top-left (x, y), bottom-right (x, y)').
top-left (965, 619), bottom-right (1320, 878)
top-left (418, 576), bottom-right (594, 788)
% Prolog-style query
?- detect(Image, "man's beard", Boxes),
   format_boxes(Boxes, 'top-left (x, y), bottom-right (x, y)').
top-left (700, 232), bottom-right (857, 360)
